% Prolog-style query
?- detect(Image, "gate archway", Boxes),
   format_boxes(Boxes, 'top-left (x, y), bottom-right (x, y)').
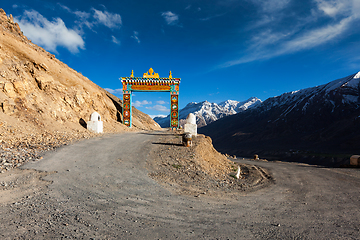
top-left (121, 68), bottom-right (181, 129)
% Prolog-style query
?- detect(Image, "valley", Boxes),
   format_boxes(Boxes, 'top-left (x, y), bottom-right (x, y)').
top-left (199, 72), bottom-right (360, 167)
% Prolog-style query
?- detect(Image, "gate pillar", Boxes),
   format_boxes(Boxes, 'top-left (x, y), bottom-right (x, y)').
top-left (122, 92), bottom-right (132, 127)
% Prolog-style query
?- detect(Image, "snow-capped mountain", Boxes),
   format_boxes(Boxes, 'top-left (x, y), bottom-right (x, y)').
top-left (153, 97), bottom-right (261, 128)
top-left (257, 71), bottom-right (360, 114)
top-left (219, 98), bottom-right (262, 113)
top-left (200, 71), bottom-right (360, 166)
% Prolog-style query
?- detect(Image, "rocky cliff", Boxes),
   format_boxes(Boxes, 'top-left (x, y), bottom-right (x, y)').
top-left (0, 9), bottom-right (160, 171)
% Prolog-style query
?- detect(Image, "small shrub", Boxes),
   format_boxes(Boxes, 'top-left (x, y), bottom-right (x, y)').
top-left (230, 174), bottom-right (237, 179)
top-left (231, 165), bottom-right (237, 171)
top-left (172, 164), bottom-right (182, 169)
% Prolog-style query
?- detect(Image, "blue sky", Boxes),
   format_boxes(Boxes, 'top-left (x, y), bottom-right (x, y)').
top-left (2, 0), bottom-right (360, 117)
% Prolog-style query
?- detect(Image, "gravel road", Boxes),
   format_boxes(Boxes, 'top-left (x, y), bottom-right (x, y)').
top-left (0, 131), bottom-right (359, 239)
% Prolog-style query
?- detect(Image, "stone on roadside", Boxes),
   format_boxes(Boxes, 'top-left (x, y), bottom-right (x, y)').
top-left (350, 155), bottom-right (360, 166)
top-left (184, 113), bottom-right (197, 137)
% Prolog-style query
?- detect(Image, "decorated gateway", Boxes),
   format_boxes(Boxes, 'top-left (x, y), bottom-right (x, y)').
top-left (121, 68), bottom-right (181, 129)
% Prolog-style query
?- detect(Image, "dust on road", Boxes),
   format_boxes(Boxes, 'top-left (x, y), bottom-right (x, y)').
top-left (0, 131), bottom-right (359, 239)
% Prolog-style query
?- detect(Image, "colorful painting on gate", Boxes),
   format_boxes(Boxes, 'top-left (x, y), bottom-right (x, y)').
top-left (121, 68), bottom-right (181, 129)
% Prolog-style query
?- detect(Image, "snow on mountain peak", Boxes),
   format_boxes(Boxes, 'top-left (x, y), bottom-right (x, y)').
top-left (354, 71), bottom-right (360, 79)
top-left (154, 97), bottom-right (261, 128)
top-left (260, 71), bottom-right (360, 115)
top-left (218, 97), bottom-right (262, 113)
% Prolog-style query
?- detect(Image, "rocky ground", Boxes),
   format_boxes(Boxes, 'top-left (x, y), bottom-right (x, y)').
top-left (0, 125), bottom-right (97, 173)
top-left (0, 129), bottom-right (274, 206)
top-left (0, 131), bottom-right (358, 239)
top-left (147, 131), bottom-right (274, 198)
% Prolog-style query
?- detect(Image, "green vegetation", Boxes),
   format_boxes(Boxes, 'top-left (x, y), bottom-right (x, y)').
top-left (229, 174), bottom-right (238, 179)
top-left (231, 165), bottom-right (237, 171)
top-left (172, 164), bottom-right (182, 169)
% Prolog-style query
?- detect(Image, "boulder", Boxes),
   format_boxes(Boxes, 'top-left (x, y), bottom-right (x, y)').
top-left (350, 155), bottom-right (360, 166)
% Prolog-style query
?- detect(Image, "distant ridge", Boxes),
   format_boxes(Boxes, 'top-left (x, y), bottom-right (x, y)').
top-left (154, 97), bottom-right (261, 128)
top-left (199, 71), bottom-right (360, 166)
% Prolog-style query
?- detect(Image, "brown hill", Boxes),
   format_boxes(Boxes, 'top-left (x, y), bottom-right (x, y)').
top-left (0, 9), bottom-right (160, 171)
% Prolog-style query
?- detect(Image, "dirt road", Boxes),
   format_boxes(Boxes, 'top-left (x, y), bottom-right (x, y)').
top-left (0, 131), bottom-right (359, 239)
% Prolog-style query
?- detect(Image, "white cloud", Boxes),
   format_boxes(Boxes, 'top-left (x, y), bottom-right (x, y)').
top-left (92, 8), bottom-right (122, 29)
top-left (74, 10), bottom-right (91, 20)
top-left (59, 4), bottom-right (122, 31)
top-left (15, 10), bottom-right (85, 54)
top-left (133, 100), bottom-right (152, 107)
top-left (249, 29), bottom-right (295, 49)
top-left (220, 0), bottom-right (360, 68)
top-left (161, 11), bottom-right (179, 25)
top-left (58, 4), bottom-right (92, 31)
top-left (156, 100), bottom-right (166, 104)
top-left (58, 4), bottom-right (71, 12)
top-left (57, 5), bottom-right (124, 45)
top-left (74, 10), bottom-right (92, 30)
top-left (315, 0), bottom-right (349, 17)
top-left (245, 0), bottom-right (291, 30)
top-left (281, 16), bottom-right (352, 51)
top-left (251, 0), bottom-right (290, 13)
top-left (200, 13), bottom-right (226, 22)
top-left (149, 114), bottom-right (167, 119)
top-left (146, 105), bottom-right (169, 112)
top-left (112, 36), bottom-right (120, 45)
top-left (221, 17), bottom-right (353, 67)
top-left (104, 88), bottom-right (122, 95)
top-left (131, 31), bottom-right (140, 44)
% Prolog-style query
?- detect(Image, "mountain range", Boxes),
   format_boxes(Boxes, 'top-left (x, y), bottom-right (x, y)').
top-left (199, 71), bottom-right (360, 166)
top-left (154, 97), bottom-right (261, 128)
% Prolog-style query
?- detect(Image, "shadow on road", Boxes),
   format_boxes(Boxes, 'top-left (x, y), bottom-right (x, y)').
top-left (152, 142), bottom-right (183, 147)
top-left (140, 133), bottom-right (171, 136)
top-left (140, 132), bottom-right (182, 137)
